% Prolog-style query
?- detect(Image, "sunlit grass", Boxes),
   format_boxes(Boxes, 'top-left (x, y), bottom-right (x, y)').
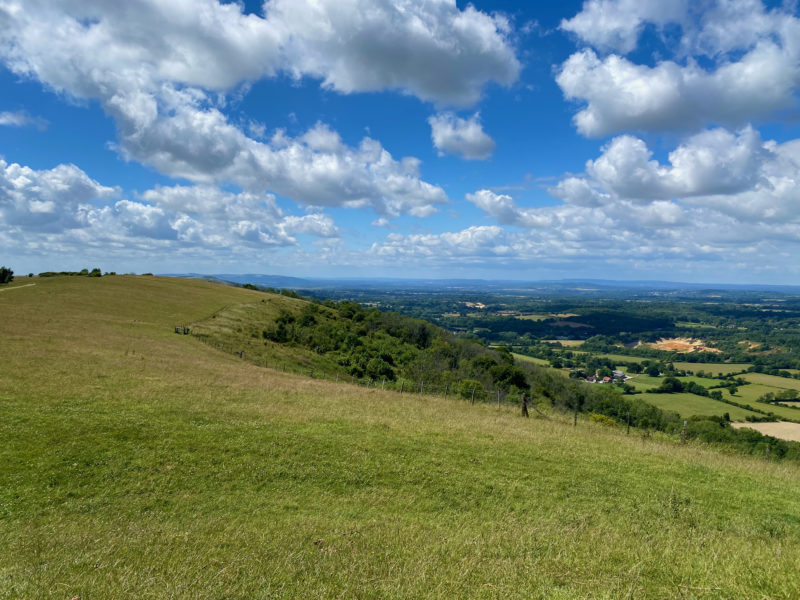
top-left (2, 276), bottom-right (800, 598)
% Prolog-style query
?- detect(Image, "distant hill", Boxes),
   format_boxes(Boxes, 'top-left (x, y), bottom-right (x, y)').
top-left (163, 273), bottom-right (800, 295)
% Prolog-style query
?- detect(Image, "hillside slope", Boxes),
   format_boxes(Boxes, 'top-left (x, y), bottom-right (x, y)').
top-left (1, 276), bottom-right (800, 599)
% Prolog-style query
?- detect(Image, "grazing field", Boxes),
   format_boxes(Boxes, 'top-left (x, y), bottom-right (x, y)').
top-left (742, 372), bottom-right (800, 391)
top-left (673, 362), bottom-right (750, 376)
top-left (730, 384), bottom-right (800, 422)
top-left (2, 276), bottom-right (800, 598)
top-left (513, 353), bottom-right (571, 377)
top-left (544, 339), bottom-right (585, 347)
top-left (570, 351), bottom-right (647, 364)
top-left (675, 322), bottom-right (717, 329)
top-left (626, 375), bottom-right (664, 390)
top-left (628, 375), bottom-right (713, 392)
top-left (636, 392), bottom-right (755, 421)
top-left (512, 353), bottom-right (550, 366)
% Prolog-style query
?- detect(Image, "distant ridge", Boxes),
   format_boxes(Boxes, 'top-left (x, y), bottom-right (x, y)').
top-left (162, 273), bottom-right (800, 294)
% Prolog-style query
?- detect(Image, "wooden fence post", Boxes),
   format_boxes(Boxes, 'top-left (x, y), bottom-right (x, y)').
top-left (444, 383), bottom-right (449, 401)
top-left (681, 420), bottom-right (687, 444)
top-left (420, 381), bottom-right (424, 395)
top-left (521, 393), bottom-right (529, 418)
top-left (382, 378), bottom-right (385, 390)
top-left (497, 390), bottom-right (500, 407)
top-left (626, 412), bottom-right (631, 435)
top-left (471, 388), bottom-right (475, 405)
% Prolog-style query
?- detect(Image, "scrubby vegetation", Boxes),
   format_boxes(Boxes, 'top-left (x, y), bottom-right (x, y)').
top-left (38, 267), bottom-right (105, 277)
top-left (190, 284), bottom-right (800, 463)
top-left (0, 266), bottom-right (13, 284)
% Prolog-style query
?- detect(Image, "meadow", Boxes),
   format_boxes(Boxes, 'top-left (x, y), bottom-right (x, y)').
top-left (2, 276), bottom-right (800, 598)
top-left (635, 392), bottom-right (754, 421)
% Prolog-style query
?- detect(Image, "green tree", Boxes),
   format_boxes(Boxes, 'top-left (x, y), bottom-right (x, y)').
top-left (0, 266), bottom-right (13, 284)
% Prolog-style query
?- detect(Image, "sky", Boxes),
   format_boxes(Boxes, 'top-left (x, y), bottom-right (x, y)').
top-left (2, 0), bottom-right (800, 283)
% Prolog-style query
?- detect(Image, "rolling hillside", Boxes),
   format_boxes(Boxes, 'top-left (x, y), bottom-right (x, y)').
top-left (2, 276), bottom-right (800, 598)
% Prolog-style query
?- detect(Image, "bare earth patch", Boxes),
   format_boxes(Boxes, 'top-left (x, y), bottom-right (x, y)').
top-left (731, 421), bottom-right (800, 443)
top-left (738, 340), bottom-right (761, 350)
top-left (648, 337), bottom-right (722, 353)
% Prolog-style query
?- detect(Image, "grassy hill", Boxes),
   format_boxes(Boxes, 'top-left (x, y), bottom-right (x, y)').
top-left (2, 276), bottom-right (800, 598)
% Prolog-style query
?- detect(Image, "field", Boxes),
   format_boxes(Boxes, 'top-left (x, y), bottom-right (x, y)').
top-left (570, 351), bottom-right (647, 364)
top-left (673, 362), bottom-right (750, 376)
top-left (636, 392), bottom-right (755, 421)
top-left (512, 353), bottom-right (550, 366)
top-left (676, 322), bottom-right (717, 329)
top-left (2, 276), bottom-right (800, 598)
top-left (628, 375), bottom-right (713, 391)
top-left (544, 339), bottom-right (585, 347)
top-left (741, 372), bottom-right (800, 391)
top-left (733, 422), bottom-right (800, 443)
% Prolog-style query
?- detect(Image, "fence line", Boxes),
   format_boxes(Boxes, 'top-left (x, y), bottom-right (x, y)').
top-left (188, 330), bottom-right (524, 408)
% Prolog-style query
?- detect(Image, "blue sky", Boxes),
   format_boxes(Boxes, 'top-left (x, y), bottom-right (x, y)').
top-left (2, 0), bottom-right (800, 283)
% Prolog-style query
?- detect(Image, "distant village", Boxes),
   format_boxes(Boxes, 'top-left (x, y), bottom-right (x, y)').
top-left (585, 370), bottom-right (627, 384)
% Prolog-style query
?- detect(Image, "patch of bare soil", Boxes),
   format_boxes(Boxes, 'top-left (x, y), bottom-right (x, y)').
top-left (738, 340), bottom-right (761, 350)
top-left (648, 337), bottom-right (722, 353)
top-left (731, 421), bottom-right (800, 443)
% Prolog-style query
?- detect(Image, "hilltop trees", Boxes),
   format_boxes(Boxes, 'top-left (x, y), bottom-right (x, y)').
top-left (0, 266), bottom-right (13, 284)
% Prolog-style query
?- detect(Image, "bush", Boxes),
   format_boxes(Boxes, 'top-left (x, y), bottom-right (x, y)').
top-left (0, 266), bottom-right (13, 284)
top-left (459, 379), bottom-right (484, 400)
top-left (589, 413), bottom-right (617, 427)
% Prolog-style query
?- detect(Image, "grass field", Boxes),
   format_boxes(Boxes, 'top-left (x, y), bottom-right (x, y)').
top-left (673, 362), bottom-right (750, 376)
top-left (2, 276), bottom-right (800, 598)
top-left (628, 375), bottom-right (716, 390)
top-left (544, 339), bottom-right (585, 347)
top-left (636, 392), bottom-right (755, 421)
top-left (742, 372), bottom-right (800, 391)
top-left (569, 351), bottom-right (647, 364)
top-left (512, 353), bottom-right (551, 366)
top-left (675, 321), bottom-right (717, 329)
top-left (512, 353), bottom-right (571, 378)
top-left (729, 384), bottom-right (800, 422)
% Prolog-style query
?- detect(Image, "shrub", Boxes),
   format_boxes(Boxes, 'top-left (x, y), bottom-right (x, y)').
top-left (589, 413), bottom-right (617, 427)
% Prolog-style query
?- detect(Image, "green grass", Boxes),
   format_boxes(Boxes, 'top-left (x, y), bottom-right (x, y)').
top-left (2, 276), bottom-right (800, 598)
top-left (636, 393), bottom-right (755, 421)
top-left (742, 372), bottom-right (800, 391)
top-left (569, 351), bottom-right (647, 364)
top-left (625, 375), bottom-right (663, 390)
top-left (673, 362), bottom-right (750, 376)
top-left (676, 321), bottom-right (717, 329)
top-left (729, 384), bottom-right (800, 421)
top-left (513, 353), bottom-right (551, 366)
top-left (513, 354), bottom-right (571, 378)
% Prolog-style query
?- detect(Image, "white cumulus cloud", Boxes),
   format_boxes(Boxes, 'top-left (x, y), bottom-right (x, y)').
top-left (0, 0), bottom-right (517, 219)
top-left (428, 113), bottom-right (496, 160)
top-left (558, 0), bottom-right (800, 136)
